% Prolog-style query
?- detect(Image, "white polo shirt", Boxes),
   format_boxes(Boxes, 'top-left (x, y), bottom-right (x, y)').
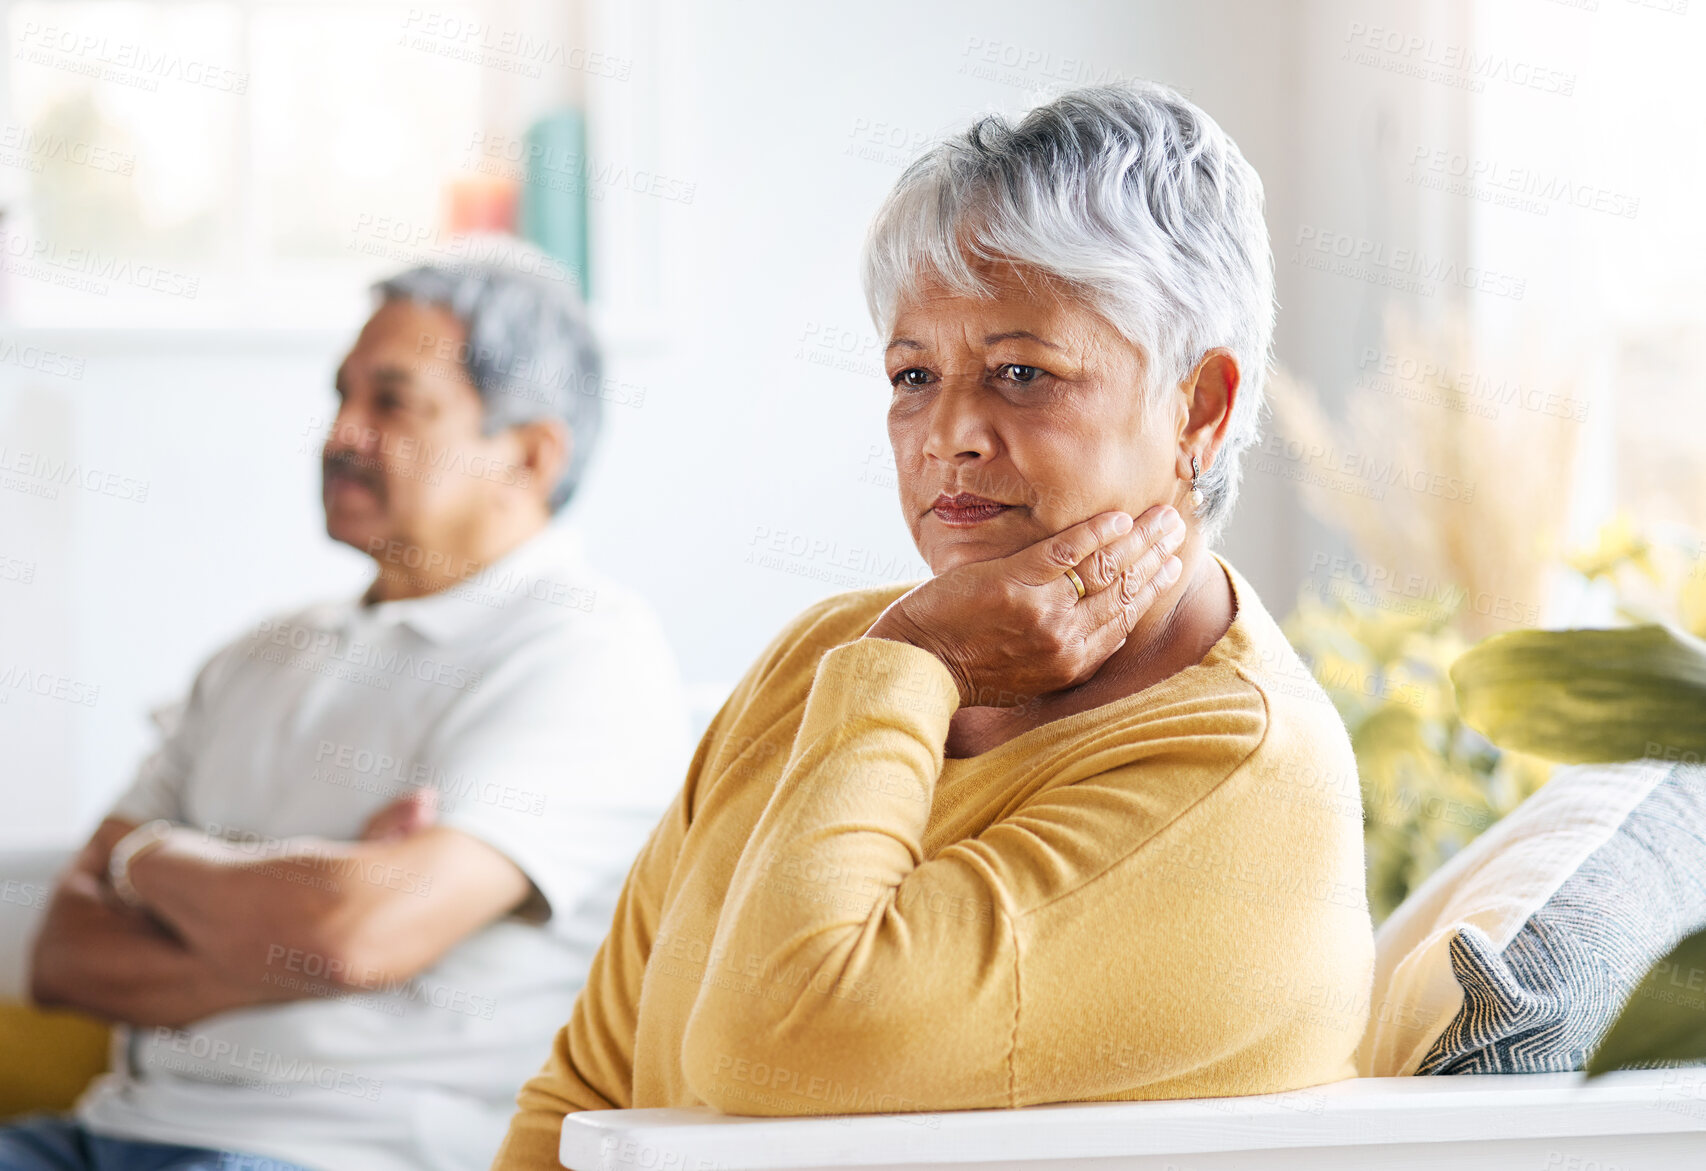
top-left (75, 521), bottom-right (690, 1171)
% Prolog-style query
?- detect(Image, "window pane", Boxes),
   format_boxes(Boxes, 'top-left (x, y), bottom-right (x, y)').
top-left (4, 0), bottom-right (494, 324)
top-left (250, 3), bottom-right (484, 265)
top-left (7, 2), bottom-right (243, 277)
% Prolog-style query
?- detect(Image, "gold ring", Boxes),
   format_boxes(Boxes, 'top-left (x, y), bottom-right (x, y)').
top-left (1064, 567), bottom-right (1086, 599)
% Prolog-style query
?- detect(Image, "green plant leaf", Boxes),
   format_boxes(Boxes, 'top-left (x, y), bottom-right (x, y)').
top-left (1587, 928), bottom-right (1706, 1075)
top-left (1450, 625), bottom-right (1706, 763)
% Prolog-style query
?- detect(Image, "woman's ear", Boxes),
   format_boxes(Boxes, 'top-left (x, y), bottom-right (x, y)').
top-left (1178, 348), bottom-right (1240, 474)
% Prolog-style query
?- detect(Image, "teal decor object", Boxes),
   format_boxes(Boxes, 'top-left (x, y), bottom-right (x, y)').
top-left (519, 107), bottom-right (591, 298)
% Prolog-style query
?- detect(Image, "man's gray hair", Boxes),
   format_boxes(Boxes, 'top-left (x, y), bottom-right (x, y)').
top-left (376, 240), bottom-right (603, 513)
top-left (860, 81), bottom-right (1274, 541)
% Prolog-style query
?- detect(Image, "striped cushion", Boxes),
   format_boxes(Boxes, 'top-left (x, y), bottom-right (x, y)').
top-left (1416, 764), bottom-right (1706, 1074)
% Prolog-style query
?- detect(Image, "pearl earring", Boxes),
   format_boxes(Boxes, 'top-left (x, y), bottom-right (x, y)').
top-left (1189, 454), bottom-right (1204, 509)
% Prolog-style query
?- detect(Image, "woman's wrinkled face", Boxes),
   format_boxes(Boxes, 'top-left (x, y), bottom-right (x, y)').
top-left (885, 260), bottom-right (1183, 574)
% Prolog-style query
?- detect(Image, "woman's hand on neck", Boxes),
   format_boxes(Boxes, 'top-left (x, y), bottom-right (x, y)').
top-left (1075, 535), bottom-right (1233, 700)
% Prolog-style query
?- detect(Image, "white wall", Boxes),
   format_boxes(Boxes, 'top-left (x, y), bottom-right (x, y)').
top-left (1, 334), bottom-right (370, 844)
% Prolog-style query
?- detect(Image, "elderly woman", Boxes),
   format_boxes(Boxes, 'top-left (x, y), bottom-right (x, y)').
top-left (493, 81), bottom-right (1373, 1164)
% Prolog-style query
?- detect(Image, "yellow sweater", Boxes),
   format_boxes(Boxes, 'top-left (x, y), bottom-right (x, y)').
top-left (493, 557), bottom-right (1374, 1167)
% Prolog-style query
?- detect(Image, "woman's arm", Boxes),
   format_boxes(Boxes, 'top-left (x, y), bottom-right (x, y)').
top-left (674, 512), bottom-right (1363, 1114)
top-left (671, 511), bottom-right (1170, 1113)
top-left (678, 637), bottom-right (1007, 1112)
top-left (676, 635), bottom-right (1361, 1114)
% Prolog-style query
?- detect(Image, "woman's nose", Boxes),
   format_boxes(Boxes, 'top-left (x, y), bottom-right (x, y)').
top-left (920, 380), bottom-right (997, 465)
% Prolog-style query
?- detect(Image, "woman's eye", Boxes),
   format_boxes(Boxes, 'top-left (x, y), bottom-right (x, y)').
top-left (890, 368), bottom-right (932, 388)
top-left (999, 364), bottom-right (1043, 385)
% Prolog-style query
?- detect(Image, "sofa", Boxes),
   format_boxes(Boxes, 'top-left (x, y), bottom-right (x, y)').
top-left (0, 848), bottom-right (112, 1121)
top-left (546, 759), bottom-right (1706, 1168)
top-left (6, 760), bottom-right (1703, 1169)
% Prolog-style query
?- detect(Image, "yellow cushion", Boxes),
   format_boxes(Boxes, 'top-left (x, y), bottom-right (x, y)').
top-left (0, 1001), bottom-right (110, 1120)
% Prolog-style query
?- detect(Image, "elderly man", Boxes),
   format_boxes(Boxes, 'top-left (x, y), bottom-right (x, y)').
top-left (8, 251), bottom-right (688, 1171)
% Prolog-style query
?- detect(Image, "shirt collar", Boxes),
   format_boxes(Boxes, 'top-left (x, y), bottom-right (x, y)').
top-left (352, 521), bottom-right (590, 646)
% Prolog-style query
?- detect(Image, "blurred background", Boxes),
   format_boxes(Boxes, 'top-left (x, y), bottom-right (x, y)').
top-left (1, 0), bottom-right (1703, 914)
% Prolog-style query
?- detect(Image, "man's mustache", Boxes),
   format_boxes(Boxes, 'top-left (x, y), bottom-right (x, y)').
top-left (322, 450), bottom-right (387, 499)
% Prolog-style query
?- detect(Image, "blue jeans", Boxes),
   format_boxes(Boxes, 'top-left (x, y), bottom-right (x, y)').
top-left (0, 1119), bottom-right (313, 1171)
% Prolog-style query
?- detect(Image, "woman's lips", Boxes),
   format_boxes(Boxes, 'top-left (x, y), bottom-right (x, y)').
top-left (930, 493), bottom-right (1014, 526)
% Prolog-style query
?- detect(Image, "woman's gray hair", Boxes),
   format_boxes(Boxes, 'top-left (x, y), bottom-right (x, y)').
top-left (376, 239), bottom-right (603, 513)
top-left (861, 81), bottom-right (1274, 541)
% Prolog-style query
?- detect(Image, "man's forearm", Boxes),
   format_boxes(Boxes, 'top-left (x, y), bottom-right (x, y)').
top-left (123, 834), bottom-right (362, 989)
top-left (31, 870), bottom-right (286, 1028)
top-left (126, 826), bottom-right (527, 991)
